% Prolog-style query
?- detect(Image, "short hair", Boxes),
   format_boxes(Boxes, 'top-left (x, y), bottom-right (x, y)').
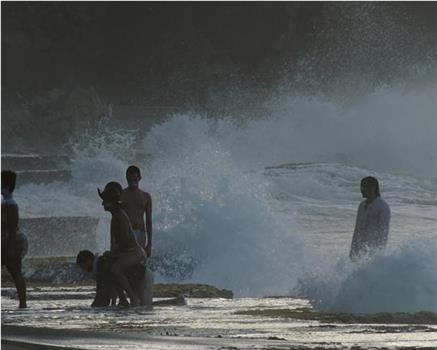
top-left (97, 181), bottom-right (123, 204)
top-left (361, 176), bottom-right (380, 196)
top-left (76, 250), bottom-right (95, 265)
top-left (126, 165), bottom-right (141, 177)
top-left (2, 170), bottom-right (17, 192)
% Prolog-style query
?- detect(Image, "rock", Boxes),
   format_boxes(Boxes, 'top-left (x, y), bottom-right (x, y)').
top-left (154, 283), bottom-right (233, 299)
top-left (234, 307), bottom-right (437, 324)
top-left (2, 257), bottom-right (233, 299)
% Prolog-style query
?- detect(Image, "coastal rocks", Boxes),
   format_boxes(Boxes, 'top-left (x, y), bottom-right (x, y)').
top-left (2, 257), bottom-right (233, 299)
top-left (1, 153), bottom-right (71, 185)
top-left (235, 307), bottom-right (437, 324)
top-left (154, 283), bottom-right (233, 299)
top-left (2, 284), bottom-right (232, 300)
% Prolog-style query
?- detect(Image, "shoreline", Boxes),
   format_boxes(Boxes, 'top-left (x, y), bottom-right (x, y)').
top-left (1, 282), bottom-right (233, 299)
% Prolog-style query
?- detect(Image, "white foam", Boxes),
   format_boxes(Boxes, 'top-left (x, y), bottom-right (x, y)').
top-left (298, 240), bottom-right (437, 313)
top-left (12, 87), bottom-right (437, 309)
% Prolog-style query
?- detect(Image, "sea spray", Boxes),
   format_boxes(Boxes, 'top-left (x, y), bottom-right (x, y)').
top-left (13, 88), bottom-right (437, 304)
top-left (142, 114), bottom-right (307, 295)
top-left (297, 240), bottom-right (437, 313)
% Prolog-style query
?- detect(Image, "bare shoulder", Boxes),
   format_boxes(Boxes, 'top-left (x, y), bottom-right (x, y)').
top-left (121, 188), bottom-right (130, 198)
top-left (142, 191), bottom-right (152, 203)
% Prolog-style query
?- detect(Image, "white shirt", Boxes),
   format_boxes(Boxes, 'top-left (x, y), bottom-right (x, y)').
top-left (351, 196), bottom-right (391, 257)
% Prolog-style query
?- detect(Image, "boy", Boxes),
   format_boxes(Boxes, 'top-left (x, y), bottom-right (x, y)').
top-left (1, 170), bottom-right (27, 308)
top-left (121, 166), bottom-right (153, 257)
top-left (98, 181), bottom-right (145, 306)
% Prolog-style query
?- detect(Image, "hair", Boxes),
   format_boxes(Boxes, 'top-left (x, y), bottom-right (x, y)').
top-left (2, 170), bottom-right (17, 192)
top-left (76, 250), bottom-right (95, 265)
top-left (98, 181), bottom-right (123, 204)
top-left (361, 176), bottom-right (380, 197)
top-left (126, 165), bottom-right (141, 178)
top-left (106, 181), bottom-right (122, 194)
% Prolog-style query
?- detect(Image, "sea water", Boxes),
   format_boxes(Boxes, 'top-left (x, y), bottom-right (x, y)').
top-left (12, 86), bottom-right (437, 313)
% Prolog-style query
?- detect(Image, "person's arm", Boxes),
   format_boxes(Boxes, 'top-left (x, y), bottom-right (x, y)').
top-left (5, 202), bottom-right (19, 257)
top-left (378, 203), bottom-right (391, 250)
top-left (349, 203), bottom-right (362, 259)
top-left (110, 222), bottom-right (119, 255)
top-left (145, 193), bottom-right (153, 258)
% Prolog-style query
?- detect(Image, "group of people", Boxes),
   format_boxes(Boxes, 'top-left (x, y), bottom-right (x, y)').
top-left (76, 165), bottom-right (154, 308)
top-left (2, 166), bottom-right (390, 309)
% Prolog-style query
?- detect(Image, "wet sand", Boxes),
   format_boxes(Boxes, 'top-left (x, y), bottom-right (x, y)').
top-left (2, 286), bottom-right (437, 349)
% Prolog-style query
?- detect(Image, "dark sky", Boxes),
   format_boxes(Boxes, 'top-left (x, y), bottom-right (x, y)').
top-left (2, 2), bottom-right (437, 153)
top-left (3, 2), bottom-right (436, 106)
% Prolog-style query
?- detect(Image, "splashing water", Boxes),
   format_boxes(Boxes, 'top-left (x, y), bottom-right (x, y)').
top-left (14, 87), bottom-right (437, 308)
top-left (297, 241), bottom-right (437, 313)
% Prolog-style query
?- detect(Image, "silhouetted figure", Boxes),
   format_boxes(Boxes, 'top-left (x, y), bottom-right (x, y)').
top-left (77, 250), bottom-right (180, 308)
top-left (1, 170), bottom-right (27, 308)
top-left (121, 166), bottom-right (153, 257)
top-left (350, 176), bottom-right (391, 260)
top-left (98, 181), bottom-right (145, 307)
top-left (77, 250), bottom-right (139, 307)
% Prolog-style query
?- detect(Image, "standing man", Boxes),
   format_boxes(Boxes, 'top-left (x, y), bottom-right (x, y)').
top-left (2, 170), bottom-right (27, 308)
top-left (350, 176), bottom-right (391, 260)
top-left (121, 166), bottom-right (153, 258)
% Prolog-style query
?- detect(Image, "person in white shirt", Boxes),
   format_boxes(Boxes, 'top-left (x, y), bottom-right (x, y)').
top-left (350, 176), bottom-right (391, 260)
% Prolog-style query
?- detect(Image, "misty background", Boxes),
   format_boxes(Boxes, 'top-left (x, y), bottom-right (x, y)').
top-left (2, 2), bottom-right (437, 161)
top-left (2, 2), bottom-right (437, 308)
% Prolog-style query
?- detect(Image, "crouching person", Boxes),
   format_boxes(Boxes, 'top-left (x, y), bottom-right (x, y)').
top-left (76, 250), bottom-right (125, 307)
top-left (76, 250), bottom-right (153, 308)
top-left (98, 182), bottom-right (146, 307)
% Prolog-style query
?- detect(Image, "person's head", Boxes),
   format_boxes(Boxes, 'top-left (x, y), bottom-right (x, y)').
top-left (360, 176), bottom-right (380, 198)
top-left (76, 250), bottom-right (95, 273)
top-left (97, 181), bottom-right (123, 211)
top-left (126, 165), bottom-right (141, 189)
top-left (1, 170), bottom-right (16, 196)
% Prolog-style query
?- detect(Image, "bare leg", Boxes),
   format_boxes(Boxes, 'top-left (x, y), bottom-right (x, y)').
top-left (7, 259), bottom-right (26, 308)
top-left (142, 267), bottom-right (153, 308)
top-left (111, 250), bottom-right (143, 307)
